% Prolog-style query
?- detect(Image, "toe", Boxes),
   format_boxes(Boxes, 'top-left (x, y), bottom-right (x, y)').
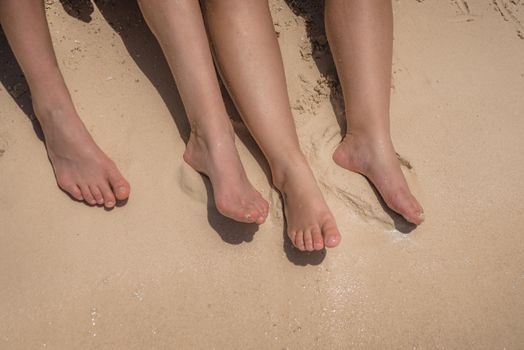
top-left (56, 177), bottom-right (83, 201)
top-left (99, 182), bottom-right (116, 208)
top-left (254, 210), bottom-right (265, 225)
top-left (256, 198), bottom-right (269, 221)
top-left (262, 198), bottom-right (270, 214)
top-left (322, 220), bottom-right (341, 248)
top-left (90, 185), bottom-right (104, 205)
top-left (303, 230), bottom-right (314, 252)
top-left (249, 204), bottom-right (265, 224)
top-left (80, 184), bottom-right (96, 205)
top-left (243, 209), bottom-right (258, 224)
top-left (288, 230), bottom-right (297, 245)
top-left (311, 227), bottom-right (324, 250)
top-left (404, 196), bottom-right (424, 225)
top-left (108, 168), bottom-right (130, 201)
top-left (66, 184), bottom-right (83, 201)
top-left (69, 185), bottom-right (84, 201)
top-left (413, 197), bottom-right (425, 222)
top-left (294, 231), bottom-right (305, 251)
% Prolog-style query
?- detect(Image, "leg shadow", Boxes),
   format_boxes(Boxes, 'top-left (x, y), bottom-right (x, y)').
top-left (93, 0), bottom-right (191, 142)
top-left (59, 0), bottom-right (94, 22)
top-left (0, 30), bottom-right (44, 140)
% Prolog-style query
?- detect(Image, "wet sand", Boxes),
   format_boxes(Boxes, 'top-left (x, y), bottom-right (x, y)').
top-left (1, 0), bottom-right (524, 348)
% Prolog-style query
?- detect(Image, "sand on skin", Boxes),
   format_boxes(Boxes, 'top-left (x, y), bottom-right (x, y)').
top-left (1, 0), bottom-right (524, 348)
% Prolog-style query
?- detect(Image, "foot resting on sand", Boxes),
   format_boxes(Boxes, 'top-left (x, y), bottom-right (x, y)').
top-left (333, 132), bottom-right (424, 225)
top-left (273, 157), bottom-right (341, 251)
top-left (36, 104), bottom-right (130, 208)
top-left (183, 124), bottom-right (269, 225)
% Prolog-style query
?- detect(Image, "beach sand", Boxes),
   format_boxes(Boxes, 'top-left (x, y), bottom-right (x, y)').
top-left (1, 0), bottom-right (523, 348)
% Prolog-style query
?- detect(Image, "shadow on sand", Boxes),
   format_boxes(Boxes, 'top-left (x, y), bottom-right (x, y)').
top-left (0, 31), bottom-right (43, 140)
top-left (59, 0), bottom-right (326, 262)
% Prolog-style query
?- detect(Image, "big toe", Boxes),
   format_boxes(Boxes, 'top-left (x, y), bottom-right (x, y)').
top-left (398, 195), bottom-right (424, 225)
top-left (322, 220), bottom-right (341, 248)
top-left (255, 197), bottom-right (269, 220)
top-left (249, 207), bottom-right (266, 225)
top-left (109, 170), bottom-right (130, 201)
top-left (404, 205), bottom-right (424, 225)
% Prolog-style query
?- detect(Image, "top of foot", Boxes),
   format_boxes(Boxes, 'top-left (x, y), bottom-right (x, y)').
top-left (183, 130), bottom-right (269, 225)
top-left (40, 109), bottom-right (130, 208)
top-left (333, 134), bottom-right (424, 225)
top-left (273, 158), bottom-right (341, 252)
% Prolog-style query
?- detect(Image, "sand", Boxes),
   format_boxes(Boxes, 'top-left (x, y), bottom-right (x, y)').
top-left (1, 0), bottom-right (524, 348)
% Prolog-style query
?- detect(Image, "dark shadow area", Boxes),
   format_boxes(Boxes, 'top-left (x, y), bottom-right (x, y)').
top-left (284, 0), bottom-right (347, 135)
top-left (59, 0), bottom-right (94, 22)
top-left (283, 218), bottom-right (327, 266)
top-left (367, 178), bottom-right (416, 234)
top-left (92, 0), bottom-right (191, 142)
top-left (0, 30), bottom-right (43, 140)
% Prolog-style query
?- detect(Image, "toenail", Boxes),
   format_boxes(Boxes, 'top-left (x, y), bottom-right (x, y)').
top-left (418, 212), bottom-right (425, 221)
top-left (327, 237), bottom-right (338, 245)
top-left (118, 187), bottom-right (127, 194)
top-left (106, 201), bottom-right (115, 207)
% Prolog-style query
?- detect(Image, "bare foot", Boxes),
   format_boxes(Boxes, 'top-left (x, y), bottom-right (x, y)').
top-left (38, 108), bottom-right (130, 208)
top-left (273, 158), bottom-right (341, 251)
top-left (183, 127), bottom-right (269, 224)
top-left (333, 133), bottom-right (424, 225)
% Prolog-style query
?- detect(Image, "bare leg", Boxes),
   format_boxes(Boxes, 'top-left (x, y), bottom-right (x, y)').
top-left (203, 0), bottom-right (341, 251)
top-left (326, 0), bottom-right (424, 225)
top-left (0, 0), bottom-right (130, 207)
top-left (138, 0), bottom-right (268, 224)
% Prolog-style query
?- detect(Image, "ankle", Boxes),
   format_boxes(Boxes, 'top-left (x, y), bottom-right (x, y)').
top-left (270, 154), bottom-right (310, 191)
top-left (344, 127), bottom-right (393, 147)
top-left (34, 102), bottom-right (79, 130)
top-left (189, 124), bottom-right (235, 152)
top-left (32, 88), bottom-right (77, 127)
top-left (188, 113), bottom-right (235, 143)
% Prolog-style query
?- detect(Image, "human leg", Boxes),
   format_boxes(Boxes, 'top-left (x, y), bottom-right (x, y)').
top-left (0, 0), bottom-right (130, 207)
top-left (325, 0), bottom-right (424, 224)
top-left (203, 0), bottom-right (341, 250)
top-left (138, 0), bottom-right (268, 224)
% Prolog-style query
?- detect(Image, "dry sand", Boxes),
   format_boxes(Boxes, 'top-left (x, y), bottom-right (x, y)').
top-left (1, 0), bottom-right (524, 348)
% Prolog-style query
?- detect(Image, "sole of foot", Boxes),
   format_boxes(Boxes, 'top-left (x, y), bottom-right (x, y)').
top-left (333, 133), bottom-right (424, 225)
